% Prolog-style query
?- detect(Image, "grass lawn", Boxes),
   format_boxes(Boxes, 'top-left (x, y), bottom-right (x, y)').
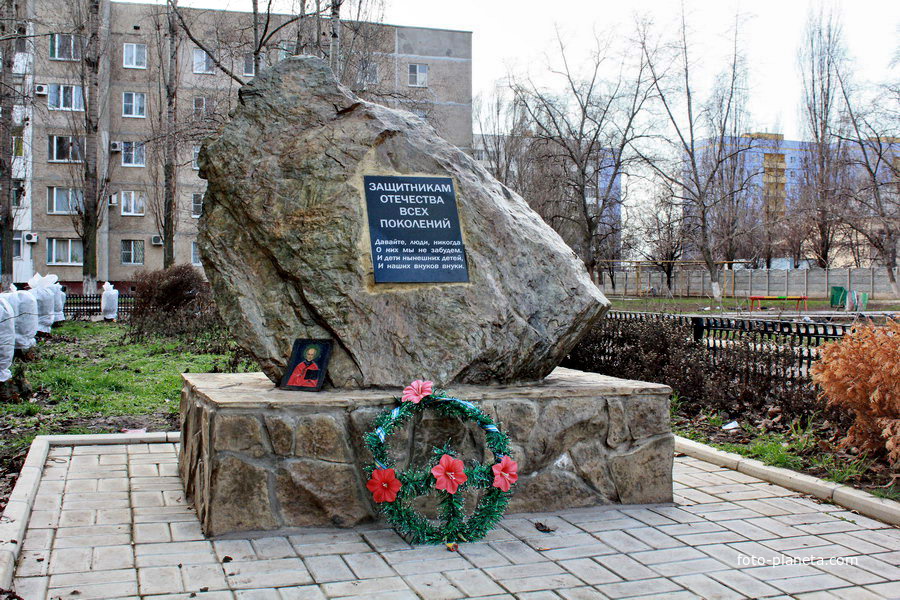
top-left (0, 320), bottom-right (252, 507)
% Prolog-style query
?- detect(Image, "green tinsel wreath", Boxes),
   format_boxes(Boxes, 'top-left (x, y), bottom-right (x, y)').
top-left (362, 383), bottom-right (517, 545)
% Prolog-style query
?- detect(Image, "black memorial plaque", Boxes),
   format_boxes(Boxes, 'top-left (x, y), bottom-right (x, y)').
top-left (364, 175), bottom-right (469, 283)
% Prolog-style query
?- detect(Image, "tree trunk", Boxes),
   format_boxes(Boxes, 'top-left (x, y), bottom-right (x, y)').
top-left (252, 0), bottom-right (261, 75)
top-left (329, 0), bottom-right (341, 74)
top-left (81, 0), bottom-right (102, 294)
top-left (0, 0), bottom-right (16, 290)
top-left (698, 212), bottom-right (722, 301)
top-left (888, 244), bottom-right (900, 299)
top-left (701, 250), bottom-right (721, 301)
top-left (163, 0), bottom-right (178, 267)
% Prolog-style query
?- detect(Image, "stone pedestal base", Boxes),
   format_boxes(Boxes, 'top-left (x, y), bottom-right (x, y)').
top-left (179, 368), bottom-right (674, 537)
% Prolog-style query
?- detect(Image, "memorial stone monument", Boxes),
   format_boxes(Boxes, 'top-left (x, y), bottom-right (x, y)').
top-left (179, 56), bottom-right (674, 536)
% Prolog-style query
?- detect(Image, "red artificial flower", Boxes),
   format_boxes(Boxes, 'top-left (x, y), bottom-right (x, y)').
top-left (366, 468), bottom-right (401, 503)
top-left (491, 456), bottom-right (519, 492)
top-left (402, 379), bottom-right (434, 404)
top-left (431, 454), bottom-right (467, 494)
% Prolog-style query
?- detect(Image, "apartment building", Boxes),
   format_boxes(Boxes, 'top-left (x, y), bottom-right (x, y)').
top-left (690, 133), bottom-right (899, 268)
top-left (9, 0), bottom-right (473, 291)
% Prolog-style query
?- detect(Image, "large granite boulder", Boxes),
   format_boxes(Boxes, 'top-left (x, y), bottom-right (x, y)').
top-left (198, 56), bottom-right (609, 388)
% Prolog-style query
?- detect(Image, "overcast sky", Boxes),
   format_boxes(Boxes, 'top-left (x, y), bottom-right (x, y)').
top-left (380, 0), bottom-right (898, 140)
top-left (138, 0), bottom-right (899, 140)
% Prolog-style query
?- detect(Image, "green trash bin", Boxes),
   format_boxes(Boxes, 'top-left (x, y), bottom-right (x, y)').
top-left (830, 286), bottom-right (847, 308)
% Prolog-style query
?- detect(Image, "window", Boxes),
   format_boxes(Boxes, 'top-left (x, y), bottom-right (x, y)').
top-left (121, 239), bottom-right (144, 265)
top-left (47, 135), bottom-right (83, 162)
top-left (192, 145), bottom-right (201, 170)
top-left (191, 193), bottom-right (203, 217)
top-left (11, 181), bottom-right (23, 207)
top-left (47, 238), bottom-right (83, 265)
top-left (122, 141), bottom-right (145, 166)
top-left (47, 187), bottom-right (83, 214)
top-left (192, 96), bottom-right (207, 119)
top-left (278, 41), bottom-right (297, 60)
top-left (120, 190), bottom-right (145, 216)
top-left (191, 241), bottom-right (201, 266)
top-left (408, 63), bottom-right (428, 87)
top-left (15, 27), bottom-right (26, 53)
top-left (12, 231), bottom-right (21, 260)
top-left (192, 48), bottom-right (215, 74)
top-left (357, 60), bottom-right (378, 87)
top-left (12, 136), bottom-right (23, 157)
top-left (123, 43), bottom-right (147, 68)
top-left (243, 53), bottom-right (255, 77)
top-left (49, 34), bottom-right (83, 61)
top-left (122, 92), bottom-right (146, 117)
top-left (48, 84), bottom-right (85, 111)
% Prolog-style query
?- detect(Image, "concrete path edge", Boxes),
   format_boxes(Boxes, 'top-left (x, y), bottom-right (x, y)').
top-left (676, 435), bottom-right (900, 526)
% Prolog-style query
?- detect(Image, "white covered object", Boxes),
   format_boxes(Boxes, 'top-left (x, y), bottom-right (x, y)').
top-left (0, 297), bottom-right (16, 382)
top-left (53, 283), bottom-right (65, 322)
top-left (29, 273), bottom-right (57, 333)
top-left (101, 281), bottom-right (119, 320)
top-left (14, 288), bottom-right (37, 350)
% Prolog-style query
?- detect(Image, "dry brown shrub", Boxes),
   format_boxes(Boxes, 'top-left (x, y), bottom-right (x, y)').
top-left (811, 319), bottom-right (900, 463)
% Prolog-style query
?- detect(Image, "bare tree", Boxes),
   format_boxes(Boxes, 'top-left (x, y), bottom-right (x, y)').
top-left (473, 91), bottom-right (533, 194)
top-left (168, 0), bottom-right (383, 87)
top-left (835, 70), bottom-right (900, 296)
top-left (168, 0), bottom-right (289, 86)
top-left (635, 11), bottom-right (758, 301)
top-left (638, 182), bottom-right (687, 295)
top-left (51, 0), bottom-right (112, 294)
top-left (797, 5), bottom-right (849, 268)
top-left (511, 28), bottom-right (654, 276)
top-left (144, 1), bottom-right (182, 267)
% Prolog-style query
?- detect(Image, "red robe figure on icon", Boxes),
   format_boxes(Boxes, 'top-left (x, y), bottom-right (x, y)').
top-left (287, 346), bottom-right (321, 388)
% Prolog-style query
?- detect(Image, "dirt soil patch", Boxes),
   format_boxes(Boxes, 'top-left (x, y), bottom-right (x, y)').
top-left (674, 408), bottom-right (899, 500)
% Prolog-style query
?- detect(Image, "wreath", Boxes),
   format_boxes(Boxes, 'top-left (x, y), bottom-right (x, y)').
top-left (362, 380), bottom-right (518, 545)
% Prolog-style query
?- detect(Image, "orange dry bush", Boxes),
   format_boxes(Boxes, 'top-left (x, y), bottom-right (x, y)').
top-left (811, 320), bottom-right (900, 464)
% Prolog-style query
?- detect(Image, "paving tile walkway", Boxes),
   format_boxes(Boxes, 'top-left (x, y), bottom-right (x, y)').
top-left (11, 443), bottom-right (900, 599)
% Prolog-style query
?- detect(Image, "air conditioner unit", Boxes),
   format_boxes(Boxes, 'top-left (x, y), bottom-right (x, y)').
top-left (34, 84), bottom-right (48, 96)
top-left (23, 232), bottom-right (38, 244)
top-left (110, 141), bottom-right (123, 152)
top-left (108, 193), bottom-right (118, 206)
top-left (150, 235), bottom-right (163, 246)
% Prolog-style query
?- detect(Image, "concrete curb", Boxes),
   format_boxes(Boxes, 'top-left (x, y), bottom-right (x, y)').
top-left (675, 436), bottom-right (900, 527)
top-left (0, 431), bottom-right (181, 590)
top-left (0, 438), bottom-right (48, 590)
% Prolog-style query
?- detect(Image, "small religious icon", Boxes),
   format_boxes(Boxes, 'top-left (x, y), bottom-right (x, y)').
top-left (279, 339), bottom-right (333, 392)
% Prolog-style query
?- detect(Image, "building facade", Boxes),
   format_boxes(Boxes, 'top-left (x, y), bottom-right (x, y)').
top-left (689, 133), bottom-right (899, 269)
top-left (8, 0), bottom-right (472, 291)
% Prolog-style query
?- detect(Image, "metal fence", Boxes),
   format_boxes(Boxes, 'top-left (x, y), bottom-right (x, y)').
top-left (63, 294), bottom-right (134, 319)
top-left (608, 311), bottom-right (850, 379)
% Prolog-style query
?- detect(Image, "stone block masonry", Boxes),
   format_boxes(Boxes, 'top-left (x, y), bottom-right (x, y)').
top-left (178, 368), bottom-right (674, 537)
